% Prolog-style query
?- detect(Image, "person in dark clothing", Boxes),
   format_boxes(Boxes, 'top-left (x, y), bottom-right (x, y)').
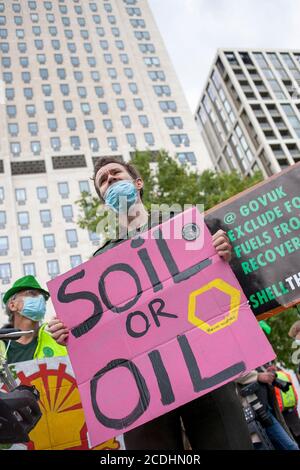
top-left (48, 156), bottom-right (253, 450)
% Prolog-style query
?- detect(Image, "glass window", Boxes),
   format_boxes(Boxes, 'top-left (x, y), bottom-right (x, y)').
top-left (0, 237), bottom-right (8, 254)
top-left (0, 42), bottom-right (9, 53)
top-left (8, 123), bottom-right (19, 137)
top-left (0, 211), bottom-right (6, 228)
top-left (0, 263), bottom-right (11, 282)
top-left (80, 29), bottom-right (89, 39)
top-left (24, 88), bottom-right (33, 99)
top-left (95, 86), bottom-right (104, 98)
top-left (107, 67), bottom-right (117, 79)
top-left (0, 188), bottom-right (4, 203)
top-left (81, 103), bottom-right (91, 115)
top-left (107, 137), bottom-right (118, 151)
top-left (84, 42), bottom-right (93, 53)
top-left (47, 118), bottom-right (57, 132)
top-left (87, 56), bottom-right (97, 67)
top-left (111, 27), bottom-right (120, 37)
top-left (89, 138), bottom-right (99, 152)
top-left (48, 26), bottom-right (57, 36)
top-left (70, 255), bottom-right (82, 268)
top-left (18, 42), bottom-right (27, 53)
top-left (56, 69), bottom-right (67, 80)
top-left (124, 67), bottom-right (134, 79)
top-left (50, 137), bottom-right (61, 151)
top-left (96, 27), bottom-right (105, 37)
top-left (0, 28), bottom-right (7, 39)
top-left (2, 57), bottom-right (11, 68)
top-left (91, 71), bottom-right (100, 81)
top-left (170, 134), bottom-right (190, 147)
top-left (43, 234), bottom-right (55, 251)
top-left (40, 210), bottom-right (52, 226)
top-left (37, 186), bottom-right (48, 202)
top-left (28, 122), bottom-right (38, 135)
top-left (70, 136), bottom-right (81, 149)
top-left (54, 53), bottom-right (63, 64)
top-left (121, 115), bottom-right (131, 128)
top-left (3, 72), bottom-right (13, 84)
top-left (34, 39), bottom-right (43, 50)
top-left (13, 4), bottom-right (22, 13)
top-left (177, 152), bottom-right (197, 166)
top-left (104, 3), bottom-right (112, 12)
top-left (71, 56), bottom-right (80, 67)
top-left (60, 84), bottom-right (69, 96)
top-left (63, 100), bottom-right (73, 113)
top-left (31, 141), bottom-right (41, 155)
top-left (89, 231), bottom-right (100, 244)
top-left (100, 40), bottom-right (109, 50)
top-left (47, 260), bottom-right (60, 277)
top-left (85, 119), bottom-right (95, 133)
top-left (67, 117), bottom-right (77, 131)
top-left (20, 57), bottom-right (29, 68)
top-left (21, 236), bottom-right (32, 254)
top-left (77, 17), bottom-right (86, 27)
top-left (21, 71), bottom-right (31, 83)
top-left (42, 84), bottom-right (52, 96)
top-left (103, 119), bottom-right (113, 132)
top-left (74, 71), bottom-right (83, 82)
top-left (17, 211), bottom-right (29, 228)
top-left (112, 83), bottom-right (121, 94)
top-left (134, 98), bottom-right (143, 110)
top-left (89, 3), bottom-right (98, 12)
top-left (117, 99), bottom-right (126, 111)
top-left (79, 180), bottom-right (90, 193)
top-left (39, 68), bottom-right (49, 80)
top-left (58, 182), bottom-right (69, 198)
top-left (99, 102), bottom-right (109, 114)
top-left (64, 29), bottom-right (73, 39)
top-left (129, 82), bottom-right (138, 94)
top-left (61, 16), bottom-right (70, 26)
top-left (119, 53), bottom-right (129, 64)
top-left (15, 188), bottom-right (27, 204)
top-left (66, 229), bottom-right (78, 246)
top-left (32, 25), bottom-right (41, 36)
top-left (62, 205), bottom-right (73, 221)
top-left (104, 53), bottom-right (113, 64)
top-left (115, 40), bottom-right (124, 50)
top-left (6, 105), bottom-right (17, 118)
top-left (23, 263), bottom-right (36, 276)
top-left (26, 104), bottom-right (36, 117)
top-left (126, 133), bottom-right (137, 147)
top-left (139, 115), bottom-right (149, 127)
top-left (16, 29), bottom-right (25, 39)
top-left (44, 101), bottom-right (54, 113)
top-left (67, 42), bottom-right (76, 53)
top-left (144, 132), bottom-right (154, 146)
top-left (10, 142), bottom-right (21, 156)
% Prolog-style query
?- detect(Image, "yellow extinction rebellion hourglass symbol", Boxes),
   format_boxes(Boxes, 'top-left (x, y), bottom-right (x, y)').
top-left (188, 279), bottom-right (241, 334)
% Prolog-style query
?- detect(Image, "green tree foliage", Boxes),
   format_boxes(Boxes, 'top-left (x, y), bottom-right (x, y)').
top-left (268, 306), bottom-right (300, 369)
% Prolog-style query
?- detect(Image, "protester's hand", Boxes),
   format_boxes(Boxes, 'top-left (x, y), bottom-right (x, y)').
top-left (257, 372), bottom-right (276, 385)
top-left (47, 317), bottom-right (69, 346)
top-left (266, 365), bottom-right (277, 373)
top-left (212, 230), bottom-right (232, 262)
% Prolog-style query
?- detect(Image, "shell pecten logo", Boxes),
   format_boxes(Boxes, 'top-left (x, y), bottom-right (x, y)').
top-left (188, 279), bottom-right (241, 334)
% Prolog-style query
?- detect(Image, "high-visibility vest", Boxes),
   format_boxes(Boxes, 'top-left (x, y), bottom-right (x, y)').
top-left (274, 370), bottom-right (298, 412)
top-left (0, 324), bottom-right (67, 363)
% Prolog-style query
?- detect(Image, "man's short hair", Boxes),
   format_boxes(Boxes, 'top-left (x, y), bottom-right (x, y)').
top-left (92, 156), bottom-right (143, 201)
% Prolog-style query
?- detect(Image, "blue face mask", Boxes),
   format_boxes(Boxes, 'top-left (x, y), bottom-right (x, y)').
top-left (104, 180), bottom-right (138, 213)
top-left (21, 295), bottom-right (46, 322)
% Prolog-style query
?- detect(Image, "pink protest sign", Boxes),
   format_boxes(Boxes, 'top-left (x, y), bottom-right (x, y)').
top-left (48, 208), bottom-right (275, 447)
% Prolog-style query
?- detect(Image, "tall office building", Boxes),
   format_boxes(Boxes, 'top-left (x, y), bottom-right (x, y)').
top-left (195, 49), bottom-right (300, 177)
top-left (0, 0), bottom-right (210, 318)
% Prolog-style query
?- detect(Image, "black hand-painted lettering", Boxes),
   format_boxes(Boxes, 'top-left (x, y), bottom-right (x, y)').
top-left (126, 311), bottom-right (151, 338)
top-left (148, 350), bottom-right (175, 405)
top-left (153, 229), bottom-right (212, 283)
top-left (57, 269), bottom-right (103, 338)
top-left (90, 358), bottom-right (150, 429)
top-left (99, 263), bottom-right (142, 313)
top-left (177, 334), bottom-right (246, 392)
top-left (148, 298), bottom-right (178, 327)
top-left (137, 248), bottom-right (163, 293)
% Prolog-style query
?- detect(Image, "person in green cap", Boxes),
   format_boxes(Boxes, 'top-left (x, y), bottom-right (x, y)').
top-left (0, 275), bottom-right (67, 364)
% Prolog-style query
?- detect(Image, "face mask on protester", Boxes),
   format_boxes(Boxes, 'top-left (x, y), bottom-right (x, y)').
top-left (104, 180), bottom-right (138, 213)
top-left (295, 339), bottom-right (300, 346)
top-left (20, 295), bottom-right (46, 322)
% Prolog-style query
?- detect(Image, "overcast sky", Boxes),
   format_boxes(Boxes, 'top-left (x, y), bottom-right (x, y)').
top-left (148, 0), bottom-right (300, 113)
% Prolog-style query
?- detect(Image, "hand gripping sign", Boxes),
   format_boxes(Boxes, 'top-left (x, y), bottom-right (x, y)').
top-left (48, 208), bottom-right (275, 447)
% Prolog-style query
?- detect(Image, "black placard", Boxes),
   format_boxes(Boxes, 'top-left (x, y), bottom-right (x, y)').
top-left (205, 163), bottom-right (300, 318)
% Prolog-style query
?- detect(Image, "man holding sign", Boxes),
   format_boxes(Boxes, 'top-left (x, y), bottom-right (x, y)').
top-left (48, 157), bottom-right (274, 450)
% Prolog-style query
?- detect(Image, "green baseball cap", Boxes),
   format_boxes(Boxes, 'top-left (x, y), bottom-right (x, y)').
top-left (3, 275), bottom-right (50, 305)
